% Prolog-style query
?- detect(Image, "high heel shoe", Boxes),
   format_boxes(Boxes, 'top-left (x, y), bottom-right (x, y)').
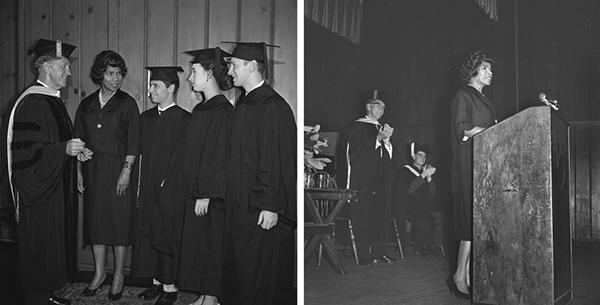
top-left (108, 288), bottom-right (123, 301)
top-left (81, 273), bottom-right (107, 297)
top-left (446, 276), bottom-right (471, 300)
top-left (108, 274), bottom-right (125, 301)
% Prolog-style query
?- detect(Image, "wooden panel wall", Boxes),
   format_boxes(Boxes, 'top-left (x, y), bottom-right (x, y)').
top-left (0, 1), bottom-right (18, 112)
top-left (6, 0), bottom-right (297, 273)
top-left (571, 122), bottom-right (600, 242)
top-left (5, 0), bottom-right (297, 116)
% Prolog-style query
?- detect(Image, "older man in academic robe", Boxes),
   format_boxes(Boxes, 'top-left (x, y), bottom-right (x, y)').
top-left (346, 98), bottom-right (396, 265)
top-left (7, 39), bottom-right (82, 305)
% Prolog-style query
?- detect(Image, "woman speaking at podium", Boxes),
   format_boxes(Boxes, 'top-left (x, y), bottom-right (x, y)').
top-left (448, 50), bottom-right (497, 299)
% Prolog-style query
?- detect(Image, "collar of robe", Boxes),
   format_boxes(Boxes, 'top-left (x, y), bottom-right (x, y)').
top-left (404, 164), bottom-right (421, 177)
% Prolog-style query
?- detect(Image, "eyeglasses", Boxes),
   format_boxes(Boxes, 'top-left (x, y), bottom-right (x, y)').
top-left (369, 103), bottom-right (385, 109)
top-left (105, 71), bottom-right (123, 78)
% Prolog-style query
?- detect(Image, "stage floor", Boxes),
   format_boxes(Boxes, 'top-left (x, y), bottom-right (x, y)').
top-left (305, 244), bottom-right (600, 305)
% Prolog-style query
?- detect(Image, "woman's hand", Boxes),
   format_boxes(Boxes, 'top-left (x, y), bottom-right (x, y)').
top-left (116, 168), bottom-right (130, 196)
top-left (257, 210), bottom-right (278, 230)
top-left (194, 198), bottom-right (210, 216)
top-left (464, 126), bottom-right (486, 139)
top-left (77, 147), bottom-right (94, 162)
top-left (77, 167), bottom-right (85, 194)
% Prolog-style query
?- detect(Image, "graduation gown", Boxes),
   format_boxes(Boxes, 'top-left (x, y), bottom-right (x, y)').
top-left (345, 119), bottom-right (395, 260)
top-left (224, 84), bottom-right (296, 305)
top-left (74, 89), bottom-right (140, 245)
top-left (170, 95), bottom-right (233, 297)
top-left (396, 164), bottom-right (438, 219)
top-left (450, 85), bottom-right (496, 240)
top-left (130, 105), bottom-right (190, 279)
top-left (9, 85), bottom-right (77, 293)
top-left (396, 164), bottom-right (438, 249)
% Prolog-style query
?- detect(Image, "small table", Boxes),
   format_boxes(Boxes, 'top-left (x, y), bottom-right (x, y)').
top-left (305, 188), bottom-right (358, 274)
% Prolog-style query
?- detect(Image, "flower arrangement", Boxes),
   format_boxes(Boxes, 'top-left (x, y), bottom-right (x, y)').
top-left (304, 124), bottom-right (331, 172)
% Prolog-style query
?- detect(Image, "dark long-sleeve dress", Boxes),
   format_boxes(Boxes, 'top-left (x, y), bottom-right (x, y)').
top-left (9, 85), bottom-right (77, 294)
top-left (450, 85), bottom-right (496, 240)
top-left (131, 105), bottom-right (189, 279)
top-left (75, 89), bottom-right (140, 245)
top-left (223, 84), bottom-right (296, 305)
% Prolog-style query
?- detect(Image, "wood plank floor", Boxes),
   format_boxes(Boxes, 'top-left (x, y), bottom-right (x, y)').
top-left (305, 245), bottom-right (600, 305)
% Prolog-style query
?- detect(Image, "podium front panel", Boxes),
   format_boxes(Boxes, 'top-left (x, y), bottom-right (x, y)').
top-left (473, 107), bottom-right (571, 305)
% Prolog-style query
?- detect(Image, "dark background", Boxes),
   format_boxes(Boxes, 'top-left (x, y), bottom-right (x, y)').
top-left (305, 0), bottom-right (600, 217)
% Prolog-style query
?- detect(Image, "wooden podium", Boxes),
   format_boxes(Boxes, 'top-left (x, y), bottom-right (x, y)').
top-left (473, 106), bottom-right (572, 305)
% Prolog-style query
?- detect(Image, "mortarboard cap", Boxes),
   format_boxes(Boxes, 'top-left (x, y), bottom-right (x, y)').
top-left (222, 41), bottom-right (279, 62)
top-left (145, 66), bottom-right (184, 87)
top-left (28, 39), bottom-right (77, 59)
top-left (410, 142), bottom-right (431, 157)
top-left (222, 42), bottom-right (280, 79)
top-left (185, 47), bottom-right (231, 64)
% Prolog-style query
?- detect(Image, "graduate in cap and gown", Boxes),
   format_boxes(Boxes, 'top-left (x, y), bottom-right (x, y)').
top-left (395, 143), bottom-right (443, 256)
top-left (345, 96), bottom-right (396, 265)
top-left (7, 38), bottom-right (81, 305)
top-left (164, 47), bottom-right (235, 305)
top-left (131, 66), bottom-right (190, 305)
top-left (223, 42), bottom-right (296, 305)
top-left (75, 50), bottom-right (139, 301)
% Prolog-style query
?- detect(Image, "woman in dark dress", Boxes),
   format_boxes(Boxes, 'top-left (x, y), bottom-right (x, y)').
top-left (163, 47), bottom-right (234, 305)
top-left (74, 50), bottom-right (139, 301)
top-left (448, 50), bottom-right (497, 298)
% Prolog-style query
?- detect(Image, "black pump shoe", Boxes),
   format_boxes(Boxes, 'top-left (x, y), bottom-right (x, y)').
top-left (108, 288), bottom-right (124, 301)
top-left (81, 274), bottom-right (107, 297)
top-left (138, 284), bottom-right (162, 300)
top-left (446, 276), bottom-right (470, 300)
top-left (48, 294), bottom-right (71, 305)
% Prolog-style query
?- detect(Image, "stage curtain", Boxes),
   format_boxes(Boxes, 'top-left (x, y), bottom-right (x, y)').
top-left (305, 0), bottom-right (363, 44)
top-left (475, 0), bottom-right (498, 21)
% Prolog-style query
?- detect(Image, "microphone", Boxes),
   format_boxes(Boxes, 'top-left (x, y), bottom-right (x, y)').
top-left (538, 92), bottom-right (559, 110)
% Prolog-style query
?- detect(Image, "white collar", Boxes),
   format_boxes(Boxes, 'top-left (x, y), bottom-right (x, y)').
top-left (355, 115), bottom-right (380, 125)
top-left (36, 80), bottom-right (60, 97)
top-left (158, 103), bottom-right (176, 112)
top-left (245, 80), bottom-right (265, 95)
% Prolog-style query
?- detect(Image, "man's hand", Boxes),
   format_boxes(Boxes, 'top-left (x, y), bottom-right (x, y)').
top-left (377, 124), bottom-right (394, 141)
top-left (77, 147), bottom-right (94, 162)
top-left (421, 165), bottom-right (437, 181)
top-left (382, 123), bottom-right (394, 138)
top-left (66, 138), bottom-right (85, 156)
top-left (194, 198), bottom-right (210, 216)
top-left (257, 210), bottom-right (278, 230)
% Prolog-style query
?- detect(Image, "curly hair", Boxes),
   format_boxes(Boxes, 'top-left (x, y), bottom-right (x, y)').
top-left (459, 50), bottom-right (494, 85)
top-left (199, 59), bottom-right (233, 91)
top-left (90, 50), bottom-right (128, 85)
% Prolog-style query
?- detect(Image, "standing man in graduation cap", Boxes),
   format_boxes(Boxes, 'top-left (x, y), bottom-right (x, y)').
top-left (223, 42), bottom-right (296, 305)
top-left (131, 66), bottom-right (190, 305)
top-left (7, 38), bottom-right (82, 305)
